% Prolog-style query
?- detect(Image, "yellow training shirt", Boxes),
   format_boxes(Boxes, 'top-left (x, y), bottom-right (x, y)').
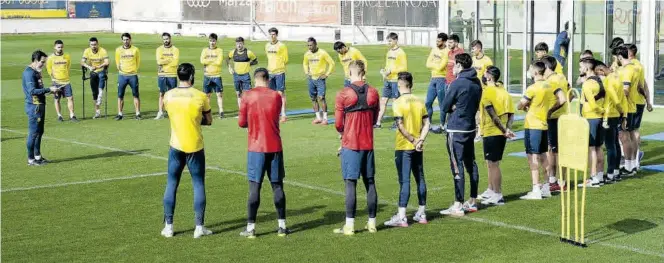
top-left (156, 45), bottom-right (179, 77)
top-left (303, 48), bottom-right (335, 79)
top-left (338, 47), bottom-right (367, 79)
top-left (46, 53), bottom-right (71, 84)
top-left (555, 60), bottom-right (564, 75)
top-left (164, 87), bottom-right (211, 153)
top-left (619, 63), bottom-right (640, 113)
top-left (229, 49), bottom-right (257, 75)
top-left (426, 47), bottom-right (448, 78)
top-left (547, 73), bottom-right (570, 119)
top-left (200, 47), bottom-right (223, 77)
top-left (631, 59), bottom-right (646, 105)
top-left (523, 80), bottom-right (558, 130)
top-left (265, 41), bottom-right (288, 74)
top-left (115, 45), bottom-right (140, 75)
top-left (392, 93), bottom-right (427, 151)
top-left (472, 54), bottom-right (493, 82)
top-left (384, 47), bottom-right (407, 81)
top-left (480, 84), bottom-right (514, 137)
top-left (603, 72), bottom-right (627, 118)
top-left (82, 47), bottom-right (108, 73)
top-left (581, 77), bottom-right (605, 119)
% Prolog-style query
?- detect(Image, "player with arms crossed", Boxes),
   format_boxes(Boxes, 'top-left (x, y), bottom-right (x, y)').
top-left (227, 37), bottom-right (258, 111)
top-left (238, 68), bottom-right (289, 238)
top-left (477, 66), bottom-right (515, 206)
top-left (383, 72), bottom-right (431, 227)
top-left (303, 37), bottom-right (335, 124)
top-left (375, 32), bottom-right (407, 128)
top-left (200, 33), bottom-right (225, 118)
top-left (47, 40), bottom-right (78, 122)
top-left (334, 60), bottom-right (380, 235)
top-left (160, 63), bottom-right (213, 239)
top-left (115, 33), bottom-right (141, 120)
top-left (265, 27), bottom-right (289, 122)
top-left (81, 37), bottom-right (110, 119)
top-left (155, 32), bottom-right (179, 120)
top-left (518, 61), bottom-right (566, 200)
top-left (334, 41), bottom-right (368, 88)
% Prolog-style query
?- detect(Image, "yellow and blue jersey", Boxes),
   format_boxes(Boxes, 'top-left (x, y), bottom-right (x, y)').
top-left (46, 53), bottom-right (71, 84)
top-left (392, 93), bottom-right (427, 150)
top-left (156, 45), bottom-right (179, 77)
top-left (265, 41), bottom-right (288, 74)
top-left (603, 72), bottom-right (627, 118)
top-left (523, 80), bottom-right (558, 130)
top-left (547, 73), bottom-right (570, 119)
top-left (115, 45), bottom-right (140, 75)
top-left (384, 47), bottom-right (407, 81)
top-left (426, 47), bottom-right (448, 78)
top-left (480, 84), bottom-right (514, 136)
top-left (581, 77), bottom-right (605, 119)
top-left (82, 47), bottom-right (108, 73)
top-left (200, 47), bottom-right (223, 77)
top-left (338, 47), bottom-right (367, 79)
top-left (631, 59), bottom-right (646, 105)
top-left (472, 54), bottom-right (493, 83)
top-left (303, 48), bottom-right (335, 79)
top-left (619, 63), bottom-right (640, 113)
top-left (164, 87), bottom-right (211, 153)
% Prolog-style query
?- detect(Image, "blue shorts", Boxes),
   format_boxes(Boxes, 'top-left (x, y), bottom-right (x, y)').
top-left (269, 73), bottom-right (286, 92)
top-left (524, 129), bottom-right (548, 154)
top-left (382, 81), bottom-right (400, 99)
top-left (483, 135), bottom-right (507, 162)
top-left (233, 73), bottom-right (251, 92)
top-left (340, 148), bottom-right (375, 180)
top-left (203, 76), bottom-right (223, 94)
top-left (588, 118), bottom-right (604, 147)
top-left (547, 119), bottom-right (559, 153)
top-left (308, 78), bottom-right (327, 99)
top-left (344, 79), bottom-right (351, 87)
top-left (632, 104), bottom-right (645, 130)
top-left (118, 75), bottom-right (139, 99)
top-left (158, 77), bottom-right (177, 93)
top-left (247, 151), bottom-right (285, 183)
top-left (52, 82), bottom-right (73, 99)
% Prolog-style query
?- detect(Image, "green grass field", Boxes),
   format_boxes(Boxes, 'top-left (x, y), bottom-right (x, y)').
top-left (2, 33), bottom-right (664, 262)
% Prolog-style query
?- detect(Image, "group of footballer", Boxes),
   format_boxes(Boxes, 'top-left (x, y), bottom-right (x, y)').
top-left (21, 27), bottom-right (652, 237)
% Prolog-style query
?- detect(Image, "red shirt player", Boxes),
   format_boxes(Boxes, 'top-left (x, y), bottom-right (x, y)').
top-left (446, 34), bottom-right (465, 84)
top-left (332, 60), bottom-right (380, 236)
top-left (238, 68), bottom-right (289, 238)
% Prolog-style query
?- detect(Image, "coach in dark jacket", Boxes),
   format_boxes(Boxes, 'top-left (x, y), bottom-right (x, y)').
top-left (439, 53), bottom-right (482, 216)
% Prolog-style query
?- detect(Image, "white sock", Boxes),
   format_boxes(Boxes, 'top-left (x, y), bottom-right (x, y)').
top-left (70, 113), bottom-right (75, 118)
top-left (35, 155), bottom-right (42, 160)
top-left (278, 219), bottom-right (286, 229)
top-left (195, 225), bottom-right (204, 231)
top-left (95, 109), bottom-right (100, 114)
top-left (246, 223), bottom-right (255, 231)
top-left (315, 112), bottom-right (321, 120)
top-left (345, 217), bottom-right (354, 227)
top-left (157, 111), bottom-right (163, 115)
top-left (626, 160), bottom-right (634, 170)
top-left (368, 218), bottom-right (376, 225)
top-left (136, 111), bottom-right (140, 116)
top-left (397, 207), bottom-right (406, 218)
top-left (164, 223), bottom-right (173, 230)
top-left (118, 112), bottom-right (123, 116)
top-left (417, 205), bottom-right (426, 214)
top-left (323, 112), bottom-right (328, 119)
top-left (532, 184), bottom-right (541, 192)
top-left (548, 176), bottom-right (557, 184)
top-left (597, 172), bottom-right (604, 180)
top-left (58, 113), bottom-right (63, 117)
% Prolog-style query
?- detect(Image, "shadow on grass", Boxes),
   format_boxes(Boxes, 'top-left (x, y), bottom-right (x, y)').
top-left (586, 218), bottom-right (659, 243)
top-left (1, 136), bottom-right (22, 142)
top-left (49, 149), bottom-right (150, 163)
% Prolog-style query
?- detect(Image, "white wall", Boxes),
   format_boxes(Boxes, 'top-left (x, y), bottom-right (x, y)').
top-left (1, 18), bottom-right (111, 34)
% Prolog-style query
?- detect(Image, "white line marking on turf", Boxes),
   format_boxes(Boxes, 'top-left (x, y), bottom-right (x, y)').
top-left (3, 128), bottom-right (663, 259)
top-left (2, 172), bottom-right (170, 193)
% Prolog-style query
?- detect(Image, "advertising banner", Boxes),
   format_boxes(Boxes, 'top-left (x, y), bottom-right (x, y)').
top-left (256, 0), bottom-right (340, 25)
top-left (68, 1), bottom-right (112, 18)
top-left (1, 0), bottom-right (67, 19)
top-left (182, 0), bottom-right (251, 22)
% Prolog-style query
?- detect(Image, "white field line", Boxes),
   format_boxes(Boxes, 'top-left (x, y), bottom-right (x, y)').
top-left (2, 128), bottom-right (662, 259)
top-left (2, 171), bottom-right (170, 193)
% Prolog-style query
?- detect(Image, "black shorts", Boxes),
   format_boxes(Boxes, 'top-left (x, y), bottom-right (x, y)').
top-left (524, 129), bottom-right (548, 154)
top-left (588, 118), bottom-right (604, 147)
top-left (547, 119), bottom-right (559, 153)
top-left (632, 104), bottom-right (645, 130)
top-left (483, 135), bottom-right (507, 162)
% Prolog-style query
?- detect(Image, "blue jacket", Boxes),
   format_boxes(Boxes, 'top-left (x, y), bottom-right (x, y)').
top-left (441, 68), bottom-right (482, 132)
top-left (22, 67), bottom-right (49, 105)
